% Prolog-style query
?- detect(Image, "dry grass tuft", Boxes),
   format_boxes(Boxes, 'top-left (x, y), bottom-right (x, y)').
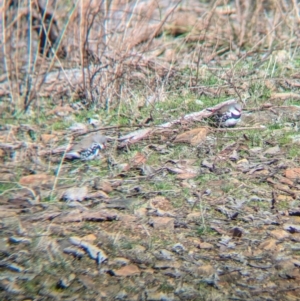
top-left (0, 0), bottom-right (298, 113)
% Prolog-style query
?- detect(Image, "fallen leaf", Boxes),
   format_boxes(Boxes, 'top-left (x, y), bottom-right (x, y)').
top-left (134, 208), bottom-right (148, 220)
top-left (19, 174), bottom-right (55, 187)
top-left (149, 217), bottom-right (174, 230)
top-left (278, 195), bottom-right (294, 202)
top-left (269, 229), bottom-right (290, 240)
top-left (259, 238), bottom-right (277, 251)
top-left (113, 264), bottom-right (140, 277)
top-left (97, 181), bottom-right (113, 193)
top-left (118, 214), bottom-right (137, 223)
top-left (0, 210), bottom-right (17, 218)
top-left (174, 128), bottom-right (208, 145)
top-left (149, 196), bottom-right (173, 211)
top-left (81, 234), bottom-right (97, 242)
top-left (279, 177), bottom-right (293, 186)
top-left (40, 134), bottom-right (58, 144)
top-left (176, 172), bottom-right (198, 179)
top-left (285, 168), bottom-right (300, 180)
top-left (196, 265), bottom-right (215, 276)
top-left (132, 152), bottom-right (147, 165)
top-left (187, 212), bottom-right (202, 221)
top-left (81, 210), bottom-right (118, 221)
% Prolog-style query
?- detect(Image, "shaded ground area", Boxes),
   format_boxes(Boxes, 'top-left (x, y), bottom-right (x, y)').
top-left (1, 0), bottom-right (300, 300)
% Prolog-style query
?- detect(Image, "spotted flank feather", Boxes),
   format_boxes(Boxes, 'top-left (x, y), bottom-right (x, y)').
top-left (213, 110), bottom-right (241, 127)
top-left (65, 134), bottom-right (107, 161)
top-left (79, 143), bottom-right (102, 160)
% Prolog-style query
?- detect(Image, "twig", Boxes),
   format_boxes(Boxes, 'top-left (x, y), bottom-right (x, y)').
top-left (212, 125), bottom-right (266, 131)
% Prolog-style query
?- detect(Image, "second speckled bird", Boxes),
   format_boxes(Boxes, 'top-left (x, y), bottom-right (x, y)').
top-left (209, 102), bottom-right (242, 127)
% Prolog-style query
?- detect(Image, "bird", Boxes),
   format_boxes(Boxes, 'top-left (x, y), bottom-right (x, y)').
top-left (208, 102), bottom-right (242, 128)
top-left (65, 134), bottom-right (107, 161)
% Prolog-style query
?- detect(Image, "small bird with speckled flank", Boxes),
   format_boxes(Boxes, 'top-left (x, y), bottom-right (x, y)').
top-left (209, 102), bottom-right (242, 128)
top-left (65, 134), bottom-right (107, 161)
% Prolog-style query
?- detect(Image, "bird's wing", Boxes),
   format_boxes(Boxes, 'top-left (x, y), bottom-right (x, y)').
top-left (71, 136), bottom-right (93, 152)
top-left (92, 134), bottom-right (107, 144)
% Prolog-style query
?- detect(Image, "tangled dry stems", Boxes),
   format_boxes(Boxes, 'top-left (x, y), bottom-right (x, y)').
top-left (0, 0), bottom-right (298, 112)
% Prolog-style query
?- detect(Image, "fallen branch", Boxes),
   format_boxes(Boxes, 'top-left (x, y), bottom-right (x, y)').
top-left (212, 125), bottom-right (266, 131)
top-left (159, 98), bottom-right (238, 128)
top-left (117, 99), bottom-right (241, 146)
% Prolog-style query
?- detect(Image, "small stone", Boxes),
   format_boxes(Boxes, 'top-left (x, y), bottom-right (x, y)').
top-left (264, 145), bottom-right (280, 155)
top-left (249, 147), bottom-right (263, 154)
top-left (154, 249), bottom-right (174, 261)
top-left (172, 243), bottom-right (185, 254)
top-left (62, 186), bottom-right (88, 202)
top-left (57, 274), bottom-right (75, 289)
top-left (9, 236), bottom-right (31, 245)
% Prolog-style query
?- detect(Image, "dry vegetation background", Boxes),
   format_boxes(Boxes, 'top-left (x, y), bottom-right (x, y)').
top-left (1, 0), bottom-right (299, 110)
top-left (1, 0), bottom-right (300, 300)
